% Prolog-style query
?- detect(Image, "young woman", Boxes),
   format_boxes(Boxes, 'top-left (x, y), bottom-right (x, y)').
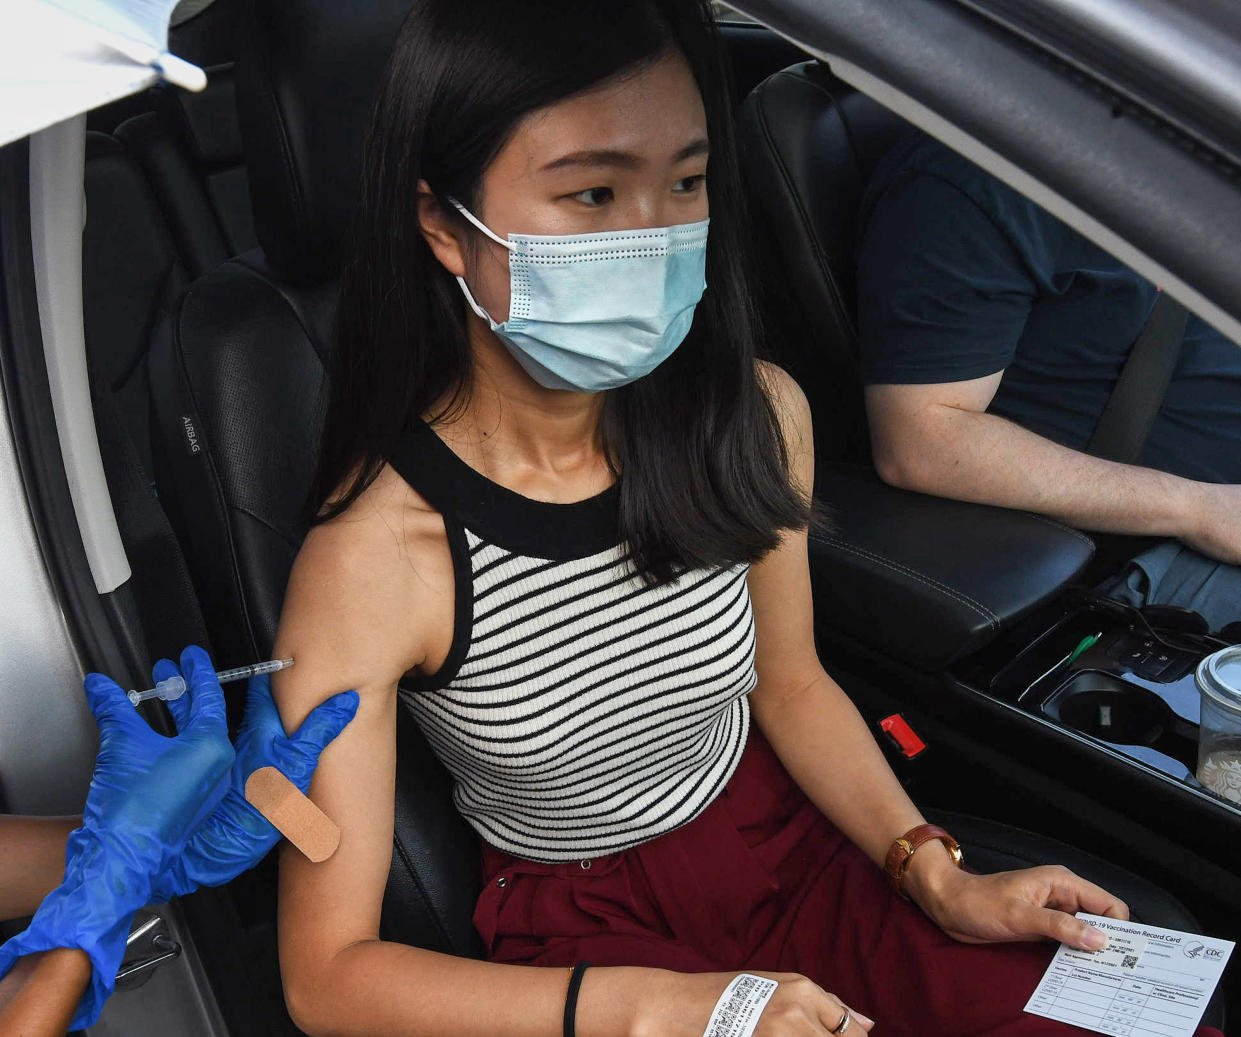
top-left (271, 2), bottom-right (1225, 1036)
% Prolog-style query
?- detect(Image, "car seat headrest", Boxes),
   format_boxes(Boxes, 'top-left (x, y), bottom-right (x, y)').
top-left (235, 0), bottom-right (414, 283)
top-left (163, 65), bottom-right (244, 167)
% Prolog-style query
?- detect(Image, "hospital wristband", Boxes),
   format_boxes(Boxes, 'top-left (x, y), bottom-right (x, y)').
top-left (703, 973), bottom-right (779, 1037)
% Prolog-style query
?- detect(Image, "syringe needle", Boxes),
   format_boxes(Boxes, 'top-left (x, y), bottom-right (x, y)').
top-left (127, 658), bottom-right (295, 706)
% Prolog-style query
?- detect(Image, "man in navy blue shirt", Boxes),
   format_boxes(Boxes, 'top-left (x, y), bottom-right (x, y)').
top-left (856, 134), bottom-right (1241, 604)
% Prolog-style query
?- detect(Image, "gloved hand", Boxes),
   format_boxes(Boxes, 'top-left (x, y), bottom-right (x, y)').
top-left (0, 646), bottom-right (233, 1030)
top-left (149, 669), bottom-right (358, 902)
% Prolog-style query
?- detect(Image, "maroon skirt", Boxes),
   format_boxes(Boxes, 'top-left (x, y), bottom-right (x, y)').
top-left (474, 728), bottom-right (1226, 1037)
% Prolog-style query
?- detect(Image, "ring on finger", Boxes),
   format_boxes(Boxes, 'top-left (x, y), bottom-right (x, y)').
top-left (832, 1007), bottom-right (853, 1034)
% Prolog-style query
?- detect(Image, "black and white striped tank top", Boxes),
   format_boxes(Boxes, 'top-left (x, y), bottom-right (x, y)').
top-left (388, 420), bottom-right (757, 863)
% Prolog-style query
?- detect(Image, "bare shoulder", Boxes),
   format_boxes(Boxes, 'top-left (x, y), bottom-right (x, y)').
top-left (755, 359), bottom-right (813, 464)
top-left (274, 464), bottom-right (450, 725)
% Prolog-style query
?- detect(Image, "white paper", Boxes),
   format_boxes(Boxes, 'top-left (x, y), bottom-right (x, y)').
top-left (1025, 912), bottom-right (1234, 1037)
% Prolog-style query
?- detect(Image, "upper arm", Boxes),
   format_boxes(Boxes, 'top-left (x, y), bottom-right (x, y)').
top-left (855, 167), bottom-right (1036, 389)
top-left (271, 495), bottom-right (426, 989)
top-left (865, 371), bottom-right (1004, 471)
top-left (854, 166), bottom-right (1032, 484)
top-left (748, 363), bottom-right (820, 700)
top-left (863, 369), bottom-right (1007, 439)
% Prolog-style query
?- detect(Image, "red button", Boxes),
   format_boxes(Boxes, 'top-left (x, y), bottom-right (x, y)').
top-left (880, 714), bottom-right (927, 759)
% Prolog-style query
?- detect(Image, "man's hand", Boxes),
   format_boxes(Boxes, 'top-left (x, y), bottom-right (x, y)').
top-left (150, 671), bottom-right (358, 902)
top-left (1182, 483), bottom-right (1241, 565)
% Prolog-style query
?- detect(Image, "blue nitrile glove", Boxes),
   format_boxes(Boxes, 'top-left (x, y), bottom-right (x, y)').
top-left (149, 670), bottom-right (358, 901)
top-left (0, 646), bottom-right (233, 1030)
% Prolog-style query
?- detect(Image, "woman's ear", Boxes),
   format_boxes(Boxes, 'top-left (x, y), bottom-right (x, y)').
top-left (416, 180), bottom-right (467, 277)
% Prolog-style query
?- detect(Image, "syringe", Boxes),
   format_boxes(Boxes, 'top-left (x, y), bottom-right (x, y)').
top-left (127, 658), bottom-right (295, 706)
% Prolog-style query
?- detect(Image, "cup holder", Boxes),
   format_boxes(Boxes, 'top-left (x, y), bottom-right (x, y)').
top-left (1058, 685), bottom-right (1168, 744)
top-left (1041, 672), bottom-right (1197, 772)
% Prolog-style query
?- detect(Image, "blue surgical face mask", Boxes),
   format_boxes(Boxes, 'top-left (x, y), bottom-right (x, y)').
top-left (448, 198), bottom-right (708, 393)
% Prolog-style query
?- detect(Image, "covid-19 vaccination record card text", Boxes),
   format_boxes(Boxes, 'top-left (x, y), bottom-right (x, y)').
top-left (1025, 912), bottom-right (1234, 1037)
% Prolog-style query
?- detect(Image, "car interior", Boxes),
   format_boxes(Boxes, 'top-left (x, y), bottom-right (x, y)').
top-left (51, 0), bottom-right (1240, 1031)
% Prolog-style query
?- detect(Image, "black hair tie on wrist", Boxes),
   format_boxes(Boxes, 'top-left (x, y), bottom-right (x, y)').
top-left (563, 961), bottom-right (592, 1037)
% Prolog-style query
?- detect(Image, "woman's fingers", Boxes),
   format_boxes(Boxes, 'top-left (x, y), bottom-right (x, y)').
top-left (778, 976), bottom-right (872, 1035)
top-left (700, 973), bottom-right (875, 1037)
top-left (817, 997), bottom-right (875, 1035)
top-left (1008, 897), bottom-right (1108, 950)
top-left (1044, 865), bottom-right (1130, 921)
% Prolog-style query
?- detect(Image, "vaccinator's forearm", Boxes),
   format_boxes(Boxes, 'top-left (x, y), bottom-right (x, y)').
top-left (0, 816), bottom-right (79, 921)
top-left (0, 947), bottom-right (91, 1037)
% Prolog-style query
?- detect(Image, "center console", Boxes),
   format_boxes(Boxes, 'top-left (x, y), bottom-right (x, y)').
top-left (959, 595), bottom-right (1231, 802)
top-left (810, 465), bottom-right (1241, 824)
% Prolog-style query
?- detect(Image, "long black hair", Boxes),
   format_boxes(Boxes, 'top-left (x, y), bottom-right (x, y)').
top-left (315, 0), bottom-right (812, 582)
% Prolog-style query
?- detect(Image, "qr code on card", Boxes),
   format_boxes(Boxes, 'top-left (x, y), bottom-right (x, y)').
top-left (1122, 955), bottom-right (1139, 969)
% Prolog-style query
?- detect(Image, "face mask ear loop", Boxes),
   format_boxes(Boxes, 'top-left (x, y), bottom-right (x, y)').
top-left (443, 195), bottom-right (511, 325)
top-left (454, 275), bottom-right (496, 324)
top-left (446, 196), bottom-right (516, 251)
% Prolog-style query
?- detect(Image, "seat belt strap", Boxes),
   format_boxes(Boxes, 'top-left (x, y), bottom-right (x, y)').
top-left (1087, 290), bottom-right (1189, 465)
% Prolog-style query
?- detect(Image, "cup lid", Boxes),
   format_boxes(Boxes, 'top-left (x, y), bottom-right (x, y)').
top-left (1197, 646), bottom-right (1241, 708)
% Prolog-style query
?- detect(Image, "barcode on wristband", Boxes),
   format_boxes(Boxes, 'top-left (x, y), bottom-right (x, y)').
top-left (703, 974), bottom-right (779, 1037)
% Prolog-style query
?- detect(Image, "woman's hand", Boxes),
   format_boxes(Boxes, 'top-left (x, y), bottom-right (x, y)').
top-left (910, 859), bottom-right (1129, 951)
top-left (626, 970), bottom-right (875, 1037)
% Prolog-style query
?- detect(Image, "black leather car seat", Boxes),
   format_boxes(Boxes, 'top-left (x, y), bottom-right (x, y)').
top-left (737, 61), bottom-right (909, 465)
top-left (81, 0), bottom-right (260, 667)
top-left (147, 0), bottom-right (484, 957)
top-left (116, 66), bottom-right (259, 280)
top-left (84, 131), bottom-right (190, 476)
top-left (144, 10), bottom-right (1220, 1029)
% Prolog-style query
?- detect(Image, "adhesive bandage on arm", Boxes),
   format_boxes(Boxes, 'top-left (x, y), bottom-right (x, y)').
top-left (245, 767), bottom-right (341, 862)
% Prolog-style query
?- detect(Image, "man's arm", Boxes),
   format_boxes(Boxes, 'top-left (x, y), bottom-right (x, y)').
top-left (866, 375), bottom-right (1241, 564)
top-left (0, 817), bottom-right (78, 921)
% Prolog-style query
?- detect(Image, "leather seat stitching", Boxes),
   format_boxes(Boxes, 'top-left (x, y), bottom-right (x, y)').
top-left (809, 531), bottom-right (1000, 625)
top-left (1017, 511), bottom-right (1095, 549)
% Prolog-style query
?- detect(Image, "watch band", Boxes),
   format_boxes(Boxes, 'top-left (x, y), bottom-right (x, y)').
top-left (883, 823), bottom-right (963, 899)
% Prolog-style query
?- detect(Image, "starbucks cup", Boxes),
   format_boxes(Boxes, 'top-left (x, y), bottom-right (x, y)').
top-left (1196, 646), bottom-right (1241, 804)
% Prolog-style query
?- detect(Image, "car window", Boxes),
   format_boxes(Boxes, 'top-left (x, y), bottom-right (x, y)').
top-left (854, 125), bottom-right (1241, 489)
